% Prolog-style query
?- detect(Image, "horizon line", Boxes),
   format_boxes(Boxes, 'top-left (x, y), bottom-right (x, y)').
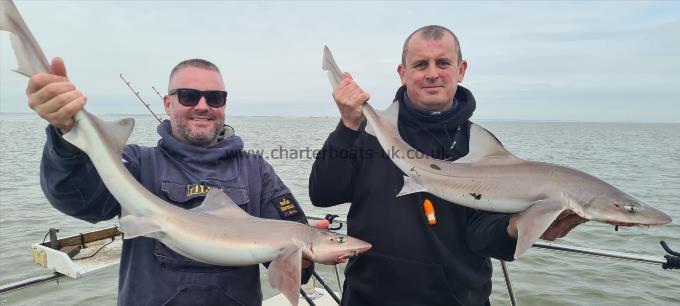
top-left (1, 111), bottom-right (678, 124)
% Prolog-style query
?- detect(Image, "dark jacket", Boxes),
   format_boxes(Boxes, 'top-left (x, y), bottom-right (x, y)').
top-left (309, 86), bottom-right (516, 306)
top-left (40, 120), bottom-right (312, 306)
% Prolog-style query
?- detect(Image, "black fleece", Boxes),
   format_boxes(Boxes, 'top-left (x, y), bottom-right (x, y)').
top-left (309, 85), bottom-right (517, 306)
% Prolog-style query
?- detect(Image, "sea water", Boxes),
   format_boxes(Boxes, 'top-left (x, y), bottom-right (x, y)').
top-left (1, 113), bottom-right (678, 305)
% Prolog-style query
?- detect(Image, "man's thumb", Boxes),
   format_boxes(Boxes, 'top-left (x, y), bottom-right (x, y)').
top-left (50, 57), bottom-right (68, 78)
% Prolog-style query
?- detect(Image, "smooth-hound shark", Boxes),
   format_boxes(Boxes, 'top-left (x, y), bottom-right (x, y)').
top-left (322, 46), bottom-right (671, 259)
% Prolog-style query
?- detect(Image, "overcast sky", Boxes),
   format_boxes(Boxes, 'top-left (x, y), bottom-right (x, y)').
top-left (1, 1), bottom-right (679, 122)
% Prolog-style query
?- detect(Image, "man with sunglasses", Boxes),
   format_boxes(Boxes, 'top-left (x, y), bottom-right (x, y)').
top-left (27, 58), bottom-right (314, 305)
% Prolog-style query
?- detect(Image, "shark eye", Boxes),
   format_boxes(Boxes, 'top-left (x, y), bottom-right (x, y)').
top-left (337, 236), bottom-right (347, 243)
top-left (623, 204), bottom-right (640, 214)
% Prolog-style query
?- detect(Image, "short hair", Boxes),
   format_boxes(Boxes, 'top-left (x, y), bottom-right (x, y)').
top-left (401, 25), bottom-right (462, 65)
top-left (168, 58), bottom-right (221, 88)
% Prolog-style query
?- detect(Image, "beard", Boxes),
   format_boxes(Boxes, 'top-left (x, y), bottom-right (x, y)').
top-left (171, 113), bottom-right (224, 147)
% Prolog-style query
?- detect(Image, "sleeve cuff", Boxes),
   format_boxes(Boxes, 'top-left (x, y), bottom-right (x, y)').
top-left (46, 125), bottom-right (82, 157)
top-left (301, 263), bottom-right (314, 284)
top-left (495, 214), bottom-right (518, 261)
top-left (328, 120), bottom-right (361, 149)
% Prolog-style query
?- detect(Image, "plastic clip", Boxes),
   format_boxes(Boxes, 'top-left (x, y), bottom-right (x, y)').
top-left (661, 240), bottom-right (680, 270)
top-left (325, 214), bottom-right (342, 231)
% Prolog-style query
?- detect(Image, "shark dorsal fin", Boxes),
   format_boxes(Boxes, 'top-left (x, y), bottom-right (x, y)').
top-left (190, 188), bottom-right (252, 219)
top-left (365, 102), bottom-right (399, 136)
top-left (63, 111), bottom-right (134, 154)
top-left (453, 122), bottom-right (517, 164)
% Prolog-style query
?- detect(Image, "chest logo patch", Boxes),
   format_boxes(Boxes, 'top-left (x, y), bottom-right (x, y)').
top-left (186, 184), bottom-right (217, 197)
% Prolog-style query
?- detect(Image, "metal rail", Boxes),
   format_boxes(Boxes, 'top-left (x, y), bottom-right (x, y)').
top-left (500, 260), bottom-right (517, 306)
top-left (0, 273), bottom-right (66, 294)
top-left (532, 241), bottom-right (666, 265)
top-left (311, 272), bottom-right (341, 304)
top-left (306, 214), bottom-right (678, 306)
top-left (307, 214), bottom-right (673, 266)
top-left (2, 214), bottom-right (676, 306)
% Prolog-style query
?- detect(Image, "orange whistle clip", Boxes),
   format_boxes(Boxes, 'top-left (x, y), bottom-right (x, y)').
top-left (423, 199), bottom-right (436, 225)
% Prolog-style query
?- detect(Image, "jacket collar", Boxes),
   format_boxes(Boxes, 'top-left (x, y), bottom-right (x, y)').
top-left (394, 85), bottom-right (477, 129)
top-left (156, 120), bottom-right (244, 162)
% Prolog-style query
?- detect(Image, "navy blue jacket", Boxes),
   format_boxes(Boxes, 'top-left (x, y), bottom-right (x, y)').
top-left (310, 86), bottom-right (517, 306)
top-left (41, 120), bottom-right (312, 306)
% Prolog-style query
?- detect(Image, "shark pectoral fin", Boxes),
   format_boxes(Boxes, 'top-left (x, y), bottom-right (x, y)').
top-left (268, 246), bottom-right (302, 306)
top-left (397, 175), bottom-right (427, 197)
top-left (119, 215), bottom-right (163, 240)
top-left (190, 188), bottom-right (252, 219)
top-left (514, 200), bottom-right (566, 259)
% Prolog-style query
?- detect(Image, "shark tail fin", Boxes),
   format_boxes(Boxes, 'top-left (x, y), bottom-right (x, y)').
top-left (63, 111), bottom-right (134, 154)
top-left (322, 45), bottom-right (344, 89)
top-left (0, 0), bottom-right (50, 76)
top-left (514, 199), bottom-right (566, 259)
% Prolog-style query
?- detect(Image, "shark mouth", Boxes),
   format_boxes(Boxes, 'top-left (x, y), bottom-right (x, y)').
top-left (337, 250), bottom-right (363, 262)
top-left (337, 242), bottom-right (373, 262)
top-left (605, 221), bottom-right (654, 232)
top-left (605, 221), bottom-right (640, 226)
top-left (605, 220), bottom-right (665, 227)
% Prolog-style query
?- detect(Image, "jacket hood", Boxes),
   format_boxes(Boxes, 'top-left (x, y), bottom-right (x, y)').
top-left (157, 120), bottom-right (244, 163)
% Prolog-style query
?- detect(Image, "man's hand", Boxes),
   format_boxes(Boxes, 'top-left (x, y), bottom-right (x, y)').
top-left (507, 210), bottom-right (588, 240)
top-left (26, 57), bottom-right (86, 134)
top-left (332, 72), bottom-right (370, 131)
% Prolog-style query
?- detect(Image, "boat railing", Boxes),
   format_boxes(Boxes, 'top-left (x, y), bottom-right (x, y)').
top-left (306, 214), bottom-right (679, 306)
top-left (1, 214), bottom-right (677, 306)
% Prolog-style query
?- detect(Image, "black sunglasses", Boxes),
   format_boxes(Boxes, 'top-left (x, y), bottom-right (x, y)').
top-left (168, 88), bottom-right (228, 108)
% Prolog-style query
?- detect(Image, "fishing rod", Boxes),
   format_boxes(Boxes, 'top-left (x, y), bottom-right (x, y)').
top-left (151, 86), bottom-right (164, 102)
top-left (119, 73), bottom-right (163, 124)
